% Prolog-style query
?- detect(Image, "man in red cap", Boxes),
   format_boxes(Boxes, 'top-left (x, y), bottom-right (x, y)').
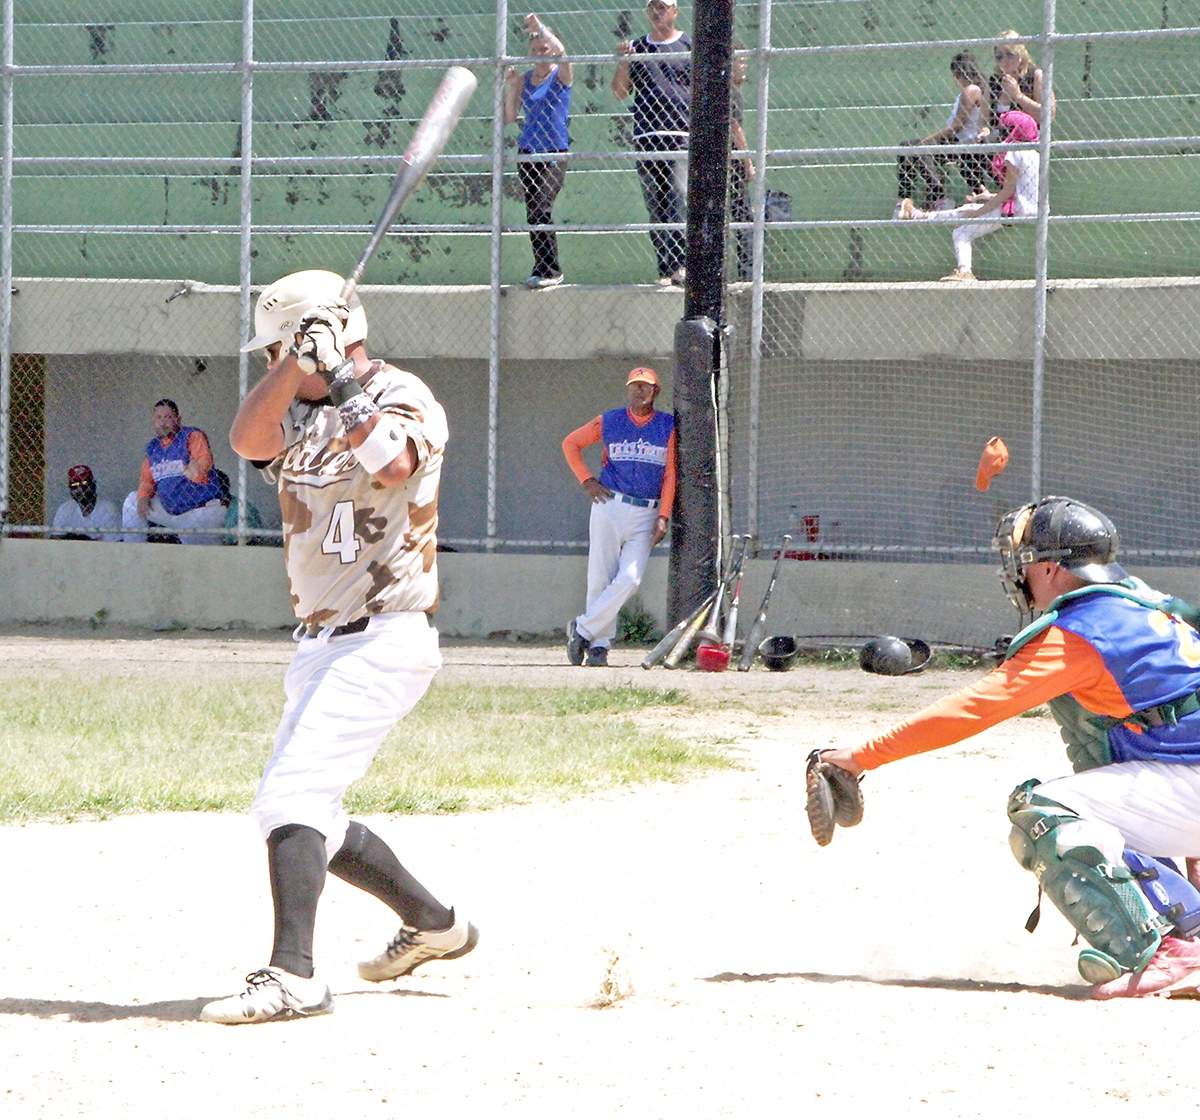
top-left (561, 366), bottom-right (676, 666)
top-left (50, 465), bottom-right (121, 541)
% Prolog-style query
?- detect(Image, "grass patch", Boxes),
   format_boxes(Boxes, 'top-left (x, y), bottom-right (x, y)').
top-left (0, 677), bottom-right (731, 824)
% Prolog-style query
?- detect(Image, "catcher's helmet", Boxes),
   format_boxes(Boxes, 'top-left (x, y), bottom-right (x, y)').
top-left (242, 269), bottom-right (368, 353)
top-left (994, 495), bottom-right (1128, 611)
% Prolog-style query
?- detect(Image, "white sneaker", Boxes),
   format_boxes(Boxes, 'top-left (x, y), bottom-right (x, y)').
top-left (199, 967), bottom-right (333, 1024)
top-left (655, 275), bottom-right (674, 287)
top-left (357, 912), bottom-right (479, 982)
top-left (669, 267), bottom-right (686, 285)
top-left (524, 272), bottom-right (563, 289)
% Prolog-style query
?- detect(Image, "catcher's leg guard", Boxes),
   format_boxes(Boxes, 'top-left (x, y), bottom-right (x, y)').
top-left (1007, 780), bottom-right (1167, 984)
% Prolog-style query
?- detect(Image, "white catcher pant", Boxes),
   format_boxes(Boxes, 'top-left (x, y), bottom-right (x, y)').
top-left (576, 495), bottom-right (659, 649)
top-left (251, 611), bottom-right (442, 859)
top-left (1035, 760), bottom-right (1200, 859)
top-left (121, 491), bottom-right (225, 545)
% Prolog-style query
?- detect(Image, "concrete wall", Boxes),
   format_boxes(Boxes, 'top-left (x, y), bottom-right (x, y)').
top-left (8, 537), bottom-right (1200, 652)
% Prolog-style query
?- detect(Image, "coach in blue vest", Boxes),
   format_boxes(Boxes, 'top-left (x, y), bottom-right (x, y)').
top-left (561, 367), bottom-right (677, 666)
top-left (121, 398), bottom-right (226, 545)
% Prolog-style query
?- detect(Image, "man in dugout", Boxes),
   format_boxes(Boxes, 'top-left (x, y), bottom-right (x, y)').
top-left (819, 495), bottom-right (1200, 999)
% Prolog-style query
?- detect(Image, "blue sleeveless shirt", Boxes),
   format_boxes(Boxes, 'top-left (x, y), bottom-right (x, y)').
top-left (146, 427), bottom-right (222, 515)
top-left (598, 408), bottom-right (673, 500)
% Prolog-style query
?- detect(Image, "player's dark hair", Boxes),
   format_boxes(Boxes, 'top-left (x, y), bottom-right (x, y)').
top-left (154, 397), bottom-right (180, 415)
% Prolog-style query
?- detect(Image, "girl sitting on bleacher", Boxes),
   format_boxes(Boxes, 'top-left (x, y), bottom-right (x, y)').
top-left (895, 51), bottom-right (992, 214)
top-left (895, 110), bottom-right (1040, 282)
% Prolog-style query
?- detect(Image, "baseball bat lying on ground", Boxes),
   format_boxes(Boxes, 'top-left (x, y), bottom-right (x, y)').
top-left (737, 535), bottom-right (792, 671)
top-left (339, 66), bottom-right (478, 302)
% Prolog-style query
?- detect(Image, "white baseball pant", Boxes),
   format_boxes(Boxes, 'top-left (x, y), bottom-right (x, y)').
top-left (251, 611), bottom-right (442, 859)
top-left (1035, 760), bottom-right (1200, 858)
top-left (121, 491), bottom-right (226, 545)
top-left (575, 495), bottom-right (659, 650)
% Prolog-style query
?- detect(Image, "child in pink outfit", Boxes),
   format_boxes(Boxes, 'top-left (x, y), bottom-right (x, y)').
top-left (896, 110), bottom-right (1041, 280)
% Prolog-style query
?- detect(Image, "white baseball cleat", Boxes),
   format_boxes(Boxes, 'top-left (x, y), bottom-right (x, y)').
top-left (357, 911), bottom-right (479, 982)
top-left (199, 967), bottom-right (333, 1024)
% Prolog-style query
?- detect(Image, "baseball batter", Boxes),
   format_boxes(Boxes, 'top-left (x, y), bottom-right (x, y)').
top-left (201, 270), bottom-right (476, 1024)
top-left (561, 367), bottom-right (676, 666)
top-left (820, 496), bottom-right (1200, 999)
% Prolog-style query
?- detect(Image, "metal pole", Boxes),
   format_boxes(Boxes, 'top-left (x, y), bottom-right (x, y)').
top-left (0, 0), bottom-right (14, 531)
top-left (236, 0), bottom-right (255, 545)
top-left (486, 0), bottom-right (508, 550)
top-left (1030, 0), bottom-right (1056, 501)
top-left (746, 0), bottom-right (772, 543)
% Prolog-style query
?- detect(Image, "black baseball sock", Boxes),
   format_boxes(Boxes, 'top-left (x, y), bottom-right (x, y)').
top-left (266, 823), bottom-right (328, 979)
top-left (329, 820), bottom-right (453, 931)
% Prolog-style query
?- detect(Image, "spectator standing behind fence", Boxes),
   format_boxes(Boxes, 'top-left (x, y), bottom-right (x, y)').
top-left (895, 51), bottom-right (992, 215)
top-left (896, 110), bottom-right (1041, 282)
top-left (504, 14), bottom-right (572, 289)
top-left (990, 31), bottom-right (1056, 126)
top-left (728, 49), bottom-right (754, 281)
top-left (122, 398), bottom-right (226, 544)
top-left (613, 0), bottom-right (692, 287)
top-left (50, 464), bottom-right (121, 541)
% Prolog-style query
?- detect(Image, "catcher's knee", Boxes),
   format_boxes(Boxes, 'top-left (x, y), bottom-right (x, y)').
top-left (1005, 779), bottom-right (1200, 982)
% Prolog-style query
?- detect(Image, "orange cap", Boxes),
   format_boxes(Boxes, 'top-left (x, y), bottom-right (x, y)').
top-left (626, 366), bottom-right (659, 387)
top-left (975, 437), bottom-right (1009, 491)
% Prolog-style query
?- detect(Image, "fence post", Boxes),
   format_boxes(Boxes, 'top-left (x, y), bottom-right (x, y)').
top-left (1030, 0), bottom-right (1057, 500)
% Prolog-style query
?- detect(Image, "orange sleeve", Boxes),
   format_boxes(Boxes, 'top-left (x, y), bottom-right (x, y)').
top-left (657, 428), bottom-right (677, 518)
top-left (562, 417), bottom-right (604, 484)
top-left (855, 628), bottom-right (1121, 770)
top-left (187, 430), bottom-right (214, 485)
top-left (137, 458), bottom-right (156, 500)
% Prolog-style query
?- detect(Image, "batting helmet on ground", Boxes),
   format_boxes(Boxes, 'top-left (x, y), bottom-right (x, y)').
top-left (859, 636), bottom-right (931, 675)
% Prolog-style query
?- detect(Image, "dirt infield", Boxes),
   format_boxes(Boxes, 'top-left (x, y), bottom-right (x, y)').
top-left (3, 626), bottom-right (1198, 1117)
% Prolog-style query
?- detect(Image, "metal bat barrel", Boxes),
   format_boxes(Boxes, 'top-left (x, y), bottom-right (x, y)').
top-left (341, 66), bottom-right (478, 301)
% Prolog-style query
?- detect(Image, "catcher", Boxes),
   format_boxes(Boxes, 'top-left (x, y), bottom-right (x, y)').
top-left (812, 495), bottom-right (1200, 999)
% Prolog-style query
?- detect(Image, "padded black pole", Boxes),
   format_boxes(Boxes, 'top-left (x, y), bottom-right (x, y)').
top-left (667, 0), bottom-right (733, 630)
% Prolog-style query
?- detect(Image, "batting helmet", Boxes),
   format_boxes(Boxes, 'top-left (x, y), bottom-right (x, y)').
top-left (859, 636), bottom-right (912, 675)
top-left (242, 269), bottom-right (368, 353)
top-left (758, 635), bottom-right (799, 672)
top-left (995, 495), bottom-right (1128, 612)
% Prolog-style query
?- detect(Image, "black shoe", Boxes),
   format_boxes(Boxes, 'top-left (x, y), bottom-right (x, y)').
top-left (567, 620), bottom-right (590, 666)
top-left (585, 645), bottom-right (609, 667)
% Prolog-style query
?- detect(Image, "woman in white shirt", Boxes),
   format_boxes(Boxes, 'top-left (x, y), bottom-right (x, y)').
top-left (895, 51), bottom-right (991, 212)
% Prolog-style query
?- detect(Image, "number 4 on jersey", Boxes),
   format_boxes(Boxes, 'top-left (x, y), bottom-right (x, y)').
top-left (322, 500), bottom-right (361, 563)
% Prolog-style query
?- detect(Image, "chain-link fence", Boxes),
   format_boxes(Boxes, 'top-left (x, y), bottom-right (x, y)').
top-left (2, 3), bottom-right (1198, 617)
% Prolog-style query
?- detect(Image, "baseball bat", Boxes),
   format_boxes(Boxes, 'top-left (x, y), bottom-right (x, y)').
top-left (737, 535), bottom-right (792, 672)
top-left (642, 587), bottom-right (719, 670)
top-left (663, 592), bottom-right (720, 670)
top-left (696, 535), bottom-right (743, 645)
top-left (339, 66), bottom-right (478, 302)
top-left (721, 535), bottom-right (752, 648)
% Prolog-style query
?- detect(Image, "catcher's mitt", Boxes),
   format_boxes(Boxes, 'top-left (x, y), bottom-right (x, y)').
top-left (805, 750), bottom-right (865, 846)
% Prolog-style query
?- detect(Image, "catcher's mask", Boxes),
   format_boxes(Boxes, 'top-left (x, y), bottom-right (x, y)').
top-left (242, 269), bottom-right (368, 353)
top-left (994, 495), bottom-right (1128, 612)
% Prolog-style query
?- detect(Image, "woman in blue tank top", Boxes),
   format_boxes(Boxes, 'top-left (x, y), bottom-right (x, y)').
top-left (504, 14), bottom-right (572, 288)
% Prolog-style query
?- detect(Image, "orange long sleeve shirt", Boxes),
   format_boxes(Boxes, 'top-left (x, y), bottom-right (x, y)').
top-left (856, 628), bottom-right (1134, 770)
top-left (137, 430), bottom-right (214, 500)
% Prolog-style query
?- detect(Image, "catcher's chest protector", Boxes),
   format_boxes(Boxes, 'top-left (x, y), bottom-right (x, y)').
top-left (1007, 780), bottom-right (1165, 983)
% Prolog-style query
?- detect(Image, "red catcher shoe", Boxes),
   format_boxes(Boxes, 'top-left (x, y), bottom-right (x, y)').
top-left (1091, 936), bottom-right (1200, 1000)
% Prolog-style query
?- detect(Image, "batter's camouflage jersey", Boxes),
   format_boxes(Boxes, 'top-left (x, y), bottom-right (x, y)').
top-left (261, 360), bottom-right (447, 629)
